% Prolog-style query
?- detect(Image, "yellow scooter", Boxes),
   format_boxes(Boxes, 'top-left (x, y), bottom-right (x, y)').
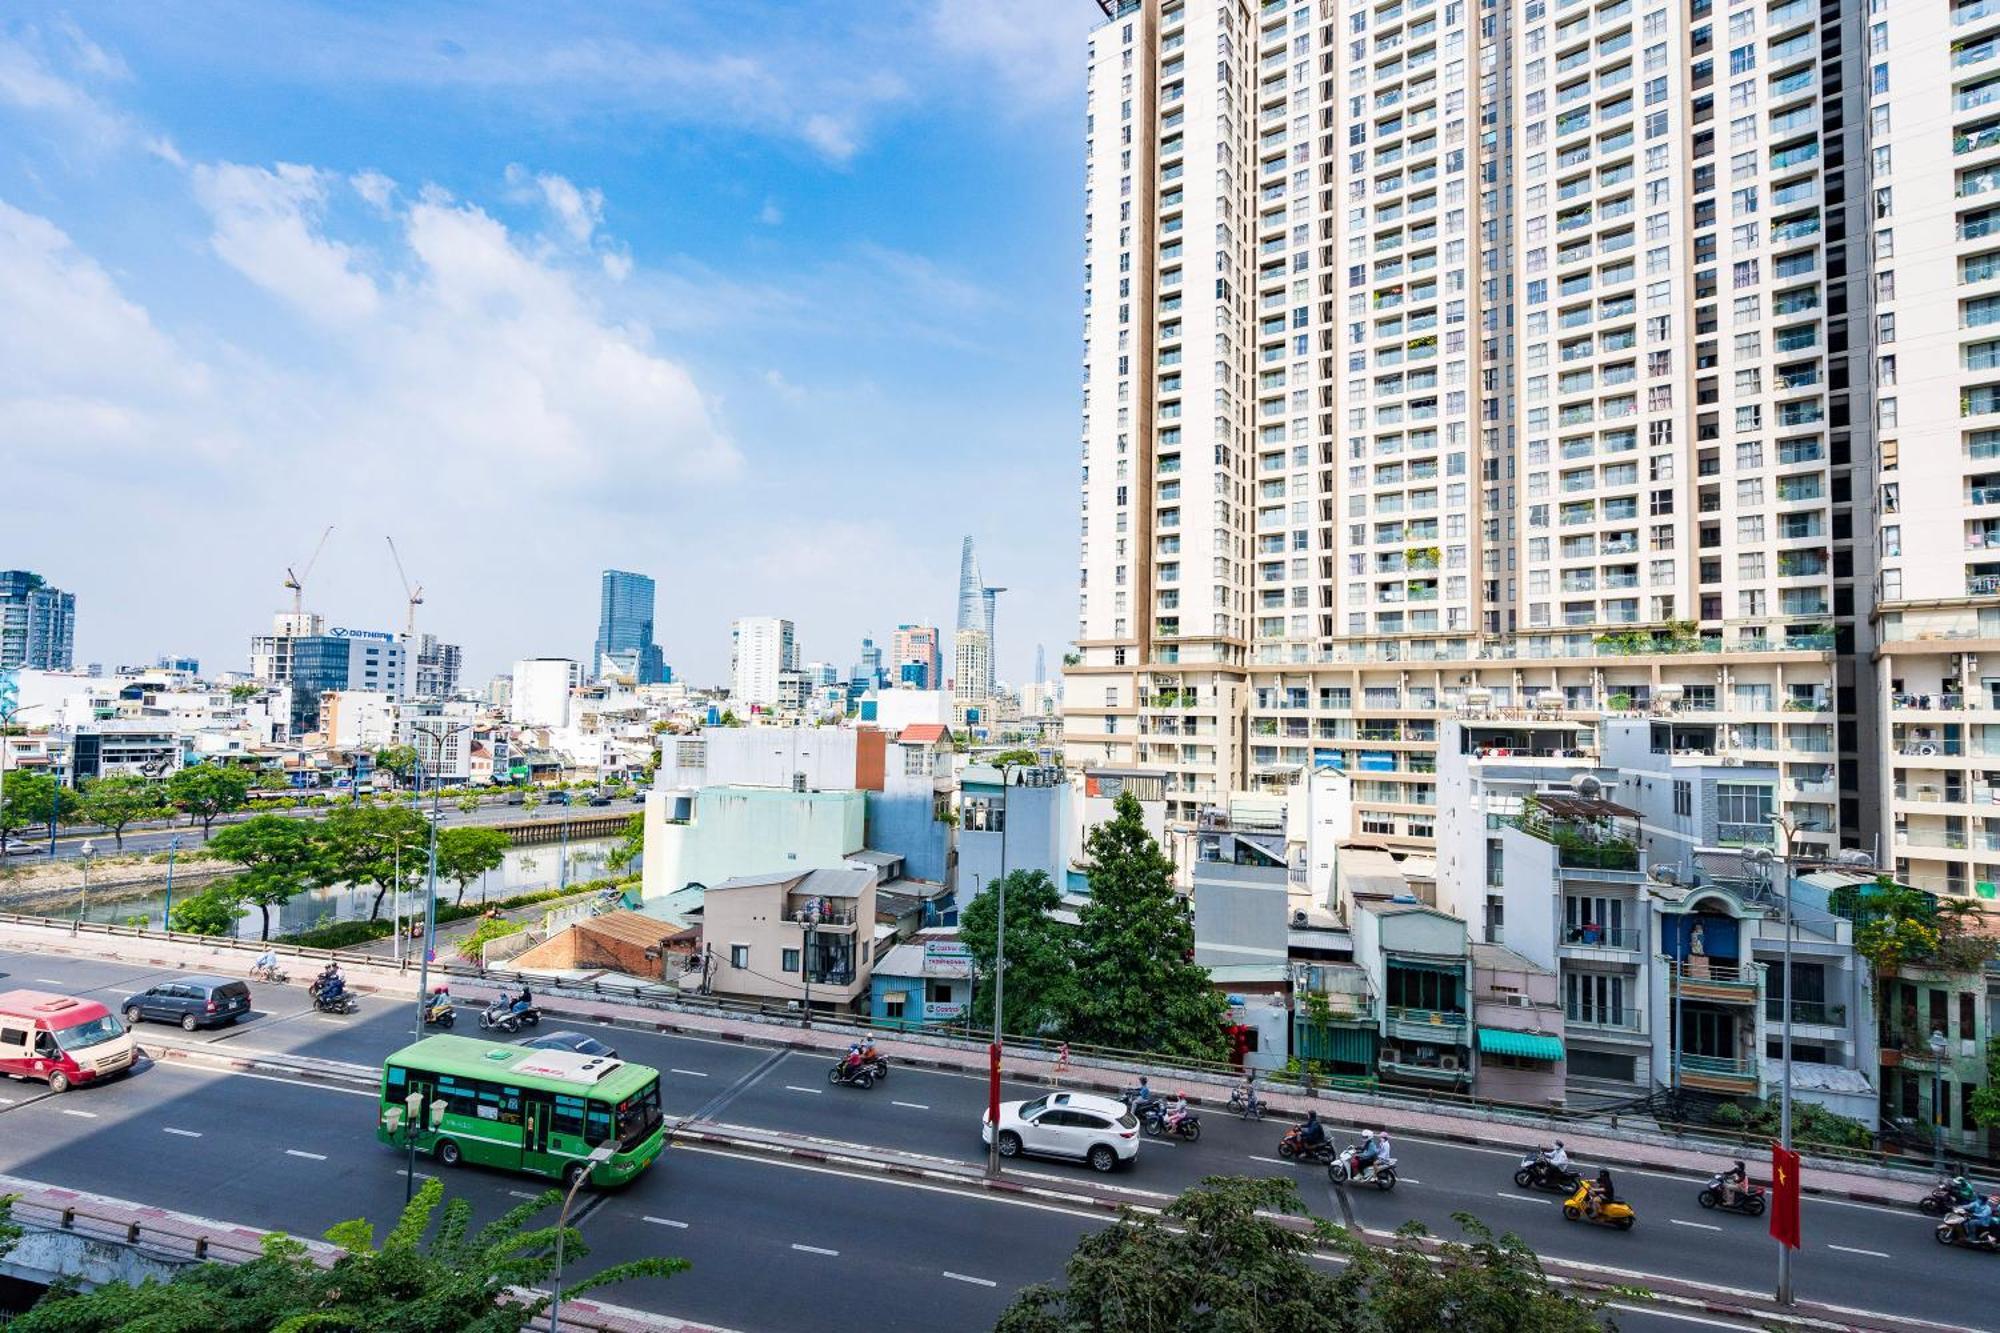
top-left (1562, 1180), bottom-right (1636, 1230)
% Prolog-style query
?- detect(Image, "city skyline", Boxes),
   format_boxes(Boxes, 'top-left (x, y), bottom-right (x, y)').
top-left (0, 3), bottom-right (1093, 688)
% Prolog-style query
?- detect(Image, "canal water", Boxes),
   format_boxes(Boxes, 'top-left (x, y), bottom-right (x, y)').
top-left (83, 836), bottom-right (621, 939)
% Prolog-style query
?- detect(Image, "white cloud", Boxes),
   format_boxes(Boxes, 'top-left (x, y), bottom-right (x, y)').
top-left (758, 198), bottom-right (783, 226)
top-left (192, 161), bottom-right (382, 325)
top-left (351, 168), bottom-right (395, 211)
top-left (0, 23), bottom-right (132, 147)
top-left (800, 112), bottom-right (857, 164)
top-left (927, 0), bottom-right (1093, 107)
top-left (762, 368), bottom-right (804, 401)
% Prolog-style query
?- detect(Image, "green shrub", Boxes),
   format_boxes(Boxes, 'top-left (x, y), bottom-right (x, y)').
top-left (457, 916), bottom-right (524, 962)
top-left (283, 918), bottom-right (394, 949)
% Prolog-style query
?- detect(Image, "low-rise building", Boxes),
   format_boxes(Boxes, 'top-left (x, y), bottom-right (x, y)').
top-left (1351, 898), bottom-right (1472, 1092)
top-left (509, 910), bottom-right (689, 981)
top-left (699, 866), bottom-right (879, 1012)
top-left (640, 786), bottom-right (866, 901)
top-left (868, 931), bottom-right (974, 1029)
top-left (1469, 944), bottom-right (1567, 1106)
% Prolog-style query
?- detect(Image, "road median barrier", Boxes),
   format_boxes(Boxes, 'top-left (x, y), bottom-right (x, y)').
top-left (136, 1033), bottom-right (380, 1091)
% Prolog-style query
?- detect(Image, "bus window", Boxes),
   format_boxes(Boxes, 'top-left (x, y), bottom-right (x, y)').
top-left (553, 1094), bottom-right (586, 1138)
top-left (584, 1101), bottom-right (613, 1146)
top-left (386, 1066), bottom-right (408, 1090)
top-left (613, 1081), bottom-right (662, 1147)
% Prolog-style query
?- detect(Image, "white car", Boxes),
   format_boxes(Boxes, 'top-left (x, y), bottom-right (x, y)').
top-left (1, 838), bottom-right (38, 857)
top-left (981, 1091), bottom-right (1139, 1172)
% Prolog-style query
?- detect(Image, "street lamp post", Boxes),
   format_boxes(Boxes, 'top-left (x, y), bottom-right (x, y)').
top-left (408, 722), bottom-right (471, 1051)
top-left (986, 870), bottom-right (1006, 1179)
top-left (161, 834), bottom-right (182, 932)
top-left (548, 1143), bottom-right (616, 1333)
top-left (1748, 816), bottom-right (1803, 1307)
top-left (1929, 1028), bottom-right (1949, 1177)
top-left (74, 839), bottom-right (95, 934)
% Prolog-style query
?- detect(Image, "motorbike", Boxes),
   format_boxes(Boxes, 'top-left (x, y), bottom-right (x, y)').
top-left (1227, 1086), bottom-right (1267, 1120)
top-left (827, 1060), bottom-right (876, 1090)
top-left (1121, 1086), bottom-right (1161, 1116)
top-left (249, 963), bottom-right (289, 984)
top-left (1277, 1126), bottom-right (1338, 1165)
top-left (1514, 1152), bottom-right (1582, 1195)
top-left (1146, 1108), bottom-right (1202, 1142)
top-left (1562, 1180), bottom-right (1636, 1230)
top-left (310, 987), bottom-right (357, 1015)
top-left (861, 1053), bottom-right (889, 1082)
top-left (423, 997), bottom-right (456, 1029)
top-left (478, 1000), bottom-right (540, 1034)
top-left (1696, 1173), bottom-right (1766, 1217)
top-left (1921, 1177), bottom-right (1980, 1216)
top-left (1329, 1146), bottom-right (1398, 1190)
top-left (1934, 1207), bottom-right (2000, 1253)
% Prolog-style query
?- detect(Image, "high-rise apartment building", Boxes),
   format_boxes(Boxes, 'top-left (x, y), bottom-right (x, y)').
top-left (954, 628), bottom-right (994, 711)
top-left (510, 656), bottom-right (583, 728)
top-left (0, 570), bottom-right (76, 671)
top-left (956, 538), bottom-right (1004, 693)
top-left (412, 633), bottom-right (463, 700)
top-left (1067, 0), bottom-right (1875, 889)
top-left (593, 569), bottom-right (666, 685)
top-left (891, 624), bottom-right (945, 689)
top-left (731, 617), bottom-right (797, 706)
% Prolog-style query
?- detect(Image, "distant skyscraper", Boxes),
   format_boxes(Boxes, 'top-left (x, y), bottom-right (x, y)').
top-left (412, 633), bottom-right (463, 699)
top-left (953, 628), bottom-right (992, 708)
top-left (731, 617), bottom-right (797, 706)
top-left (594, 569), bottom-right (666, 684)
top-left (956, 538), bottom-right (983, 633)
top-left (0, 570), bottom-right (75, 671)
top-left (1034, 644), bottom-right (1045, 687)
top-left (853, 636), bottom-right (885, 690)
top-left (891, 624), bottom-right (943, 690)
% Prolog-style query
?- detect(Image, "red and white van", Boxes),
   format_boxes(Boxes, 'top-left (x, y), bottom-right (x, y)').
top-left (0, 989), bottom-right (138, 1092)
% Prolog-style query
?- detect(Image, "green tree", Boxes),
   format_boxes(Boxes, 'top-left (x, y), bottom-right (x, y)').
top-left (988, 748), bottom-right (1041, 770)
top-left (997, 1177), bottom-right (1603, 1333)
top-left (0, 770), bottom-right (78, 842)
top-left (374, 744), bottom-right (421, 788)
top-left (1971, 1037), bottom-right (2000, 1131)
top-left (170, 883), bottom-right (245, 936)
top-left (458, 915), bottom-right (525, 962)
top-left (1067, 790), bottom-right (1228, 1061)
top-left (6, 1177), bottom-right (684, 1332)
top-left (316, 804), bottom-right (430, 920)
top-left (165, 765), bottom-right (256, 839)
top-left (520, 789), bottom-right (543, 813)
top-left (605, 811), bottom-right (645, 873)
top-left (75, 774), bottom-right (167, 850)
top-left (227, 683), bottom-right (261, 703)
top-left (438, 826), bottom-right (510, 906)
top-left (208, 815), bottom-right (320, 940)
top-left (455, 791), bottom-right (483, 815)
top-left (958, 870), bottom-right (1078, 1037)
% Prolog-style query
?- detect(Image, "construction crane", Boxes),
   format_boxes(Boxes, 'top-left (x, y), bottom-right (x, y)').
top-left (385, 535), bottom-right (424, 638)
top-left (282, 525), bottom-right (334, 616)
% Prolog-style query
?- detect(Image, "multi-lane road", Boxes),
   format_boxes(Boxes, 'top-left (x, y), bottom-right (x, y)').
top-left (0, 948), bottom-right (1981, 1333)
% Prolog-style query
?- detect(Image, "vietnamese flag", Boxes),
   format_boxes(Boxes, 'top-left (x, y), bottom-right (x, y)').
top-left (1769, 1142), bottom-right (1801, 1250)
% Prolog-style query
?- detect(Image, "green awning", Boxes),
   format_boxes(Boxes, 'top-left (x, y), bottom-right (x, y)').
top-left (1476, 1027), bottom-right (1565, 1061)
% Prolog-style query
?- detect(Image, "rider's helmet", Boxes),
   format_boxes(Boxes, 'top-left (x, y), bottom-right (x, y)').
top-left (1734, 1159), bottom-right (1745, 1173)
top-left (1306, 1109), bottom-right (1319, 1125)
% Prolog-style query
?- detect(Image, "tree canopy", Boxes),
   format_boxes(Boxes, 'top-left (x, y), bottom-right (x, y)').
top-left (437, 826), bottom-right (510, 905)
top-left (76, 774), bottom-right (167, 849)
top-left (605, 812), bottom-right (645, 873)
top-left (959, 870), bottom-right (1078, 1038)
top-left (207, 815), bottom-right (321, 940)
top-left (1067, 791), bottom-right (1227, 1061)
top-left (165, 765), bottom-right (256, 839)
top-left (5, 1177), bottom-right (684, 1333)
top-left (317, 804), bottom-right (432, 920)
top-left (996, 1176), bottom-right (1605, 1333)
top-left (170, 883), bottom-right (245, 936)
top-left (0, 770), bottom-right (76, 841)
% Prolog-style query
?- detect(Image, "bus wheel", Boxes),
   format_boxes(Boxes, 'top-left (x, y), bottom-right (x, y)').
top-left (436, 1139), bottom-right (462, 1167)
top-left (47, 1070), bottom-right (70, 1094)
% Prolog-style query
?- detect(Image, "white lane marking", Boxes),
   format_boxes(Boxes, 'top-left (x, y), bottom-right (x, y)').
top-left (892, 1100), bottom-right (930, 1110)
top-left (942, 1271), bottom-right (998, 1287)
top-left (509, 1190), bottom-right (540, 1200)
top-left (643, 1216), bottom-right (690, 1229)
top-left (285, 1149), bottom-right (327, 1161)
top-left (1248, 1154), bottom-right (1293, 1166)
top-left (162, 1127), bottom-right (203, 1138)
top-left (1495, 1191), bottom-right (1549, 1205)
top-left (1827, 1243), bottom-right (1890, 1258)
top-left (147, 1063), bottom-right (379, 1098)
top-left (0, 1097), bottom-right (14, 1105)
top-left (1669, 1218), bottom-right (1722, 1232)
top-left (396, 1170), bottom-right (437, 1180)
top-left (29, 978), bottom-right (67, 986)
top-left (670, 1068), bottom-right (710, 1078)
top-left (59, 1108), bottom-right (98, 1119)
top-left (1606, 1303), bottom-right (1764, 1330)
top-left (791, 1243), bottom-right (839, 1256)
top-left (783, 1085), bottom-right (823, 1095)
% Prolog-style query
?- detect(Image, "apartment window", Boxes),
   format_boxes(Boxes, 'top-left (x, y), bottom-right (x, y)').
top-left (1715, 783), bottom-right (1774, 828)
top-left (1673, 780), bottom-right (1692, 817)
top-left (729, 945), bottom-right (750, 969)
top-left (781, 949), bottom-right (800, 974)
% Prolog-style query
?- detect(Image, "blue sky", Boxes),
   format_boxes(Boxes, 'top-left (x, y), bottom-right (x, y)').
top-left (0, 2), bottom-right (1092, 686)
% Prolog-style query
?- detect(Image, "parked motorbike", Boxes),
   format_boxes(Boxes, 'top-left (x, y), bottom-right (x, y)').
top-left (827, 1060), bottom-right (876, 1090)
top-left (1934, 1207), bottom-right (2000, 1253)
top-left (1277, 1126), bottom-right (1337, 1165)
top-left (1562, 1180), bottom-right (1636, 1230)
top-left (1146, 1108), bottom-right (1202, 1142)
top-left (1920, 1176), bottom-right (1980, 1216)
top-left (1227, 1086), bottom-right (1266, 1120)
top-left (1514, 1151), bottom-right (1581, 1195)
top-left (1329, 1146), bottom-right (1398, 1190)
top-left (477, 1000), bottom-right (539, 1034)
top-left (1696, 1173), bottom-right (1766, 1217)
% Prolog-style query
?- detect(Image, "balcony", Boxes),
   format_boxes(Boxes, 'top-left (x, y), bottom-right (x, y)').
top-left (1677, 1053), bottom-right (1760, 1094)
top-left (1564, 1004), bottom-right (1644, 1034)
top-left (1668, 958), bottom-right (1760, 1004)
top-left (1560, 924), bottom-right (1644, 953)
top-left (1384, 1005), bottom-right (1470, 1045)
top-left (1765, 997), bottom-right (1847, 1028)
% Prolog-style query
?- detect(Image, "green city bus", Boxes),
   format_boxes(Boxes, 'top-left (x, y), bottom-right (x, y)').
top-left (377, 1035), bottom-right (665, 1186)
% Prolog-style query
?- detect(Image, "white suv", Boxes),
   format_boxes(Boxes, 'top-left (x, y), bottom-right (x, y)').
top-left (982, 1091), bottom-right (1139, 1172)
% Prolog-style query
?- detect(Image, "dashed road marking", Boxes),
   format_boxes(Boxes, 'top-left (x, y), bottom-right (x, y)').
top-left (58, 1109), bottom-right (97, 1119)
top-left (643, 1216), bottom-right (690, 1229)
top-left (670, 1068), bottom-right (709, 1078)
top-left (942, 1271), bottom-right (998, 1287)
top-left (1495, 1191), bottom-right (1548, 1205)
top-left (285, 1149), bottom-right (327, 1161)
top-left (162, 1127), bottom-right (202, 1138)
top-left (1248, 1154), bottom-right (1293, 1166)
top-left (791, 1243), bottom-right (839, 1256)
top-left (783, 1085), bottom-right (823, 1095)
top-left (1828, 1243), bottom-right (1890, 1258)
top-left (892, 1100), bottom-right (930, 1110)
top-left (1669, 1219), bottom-right (1721, 1232)
top-left (509, 1190), bottom-right (540, 1200)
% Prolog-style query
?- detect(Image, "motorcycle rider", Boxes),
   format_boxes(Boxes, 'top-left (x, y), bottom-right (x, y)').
top-left (1588, 1167), bottom-right (1618, 1217)
top-left (1718, 1159), bottom-right (1748, 1208)
top-left (315, 963), bottom-right (346, 1004)
top-left (842, 1043), bottom-right (865, 1079)
top-left (1129, 1075), bottom-right (1155, 1112)
top-left (252, 948), bottom-right (279, 978)
top-left (1297, 1110), bottom-right (1328, 1153)
top-left (511, 982), bottom-right (533, 1014)
top-left (1968, 1194), bottom-right (2000, 1245)
top-left (1164, 1091), bottom-right (1191, 1133)
top-left (1349, 1129), bottom-right (1382, 1178)
top-left (425, 985), bottom-right (451, 1022)
top-left (1236, 1068), bottom-right (1260, 1118)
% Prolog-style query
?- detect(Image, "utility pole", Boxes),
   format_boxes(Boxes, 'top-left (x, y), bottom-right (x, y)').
top-left (1749, 818), bottom-right (1801, 1307)
top-left (986, 871), bottom-right (1006, 1178)
top-left (161, 834), bottom-right (182, 931)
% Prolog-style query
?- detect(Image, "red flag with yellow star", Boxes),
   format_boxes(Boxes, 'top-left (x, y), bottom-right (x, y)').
top-left (1769, 1142), bottom-right (1801, 1250)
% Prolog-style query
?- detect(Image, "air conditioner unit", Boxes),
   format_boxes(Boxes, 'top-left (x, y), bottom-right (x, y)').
top-left (1292, 908), bottom-right (1309, 926)
top-left (1381, 1047), bottom-right (1402, 1064)
top-left (1440, 1053), bottom-right (1460, 1071)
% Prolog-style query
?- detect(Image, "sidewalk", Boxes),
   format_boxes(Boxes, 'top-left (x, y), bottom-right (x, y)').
top-left (0, 920), bottom-right (1936, 1208)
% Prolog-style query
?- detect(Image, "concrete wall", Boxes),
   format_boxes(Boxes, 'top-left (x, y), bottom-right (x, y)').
top-left (641, 786), bottom-right (865, 899)
top-left (958, 776), bottom-right (1068, 897)
top-left (865, 790), bottom-right (950, 884)
top-left (1193, 858), bottom-right (1290, 970)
